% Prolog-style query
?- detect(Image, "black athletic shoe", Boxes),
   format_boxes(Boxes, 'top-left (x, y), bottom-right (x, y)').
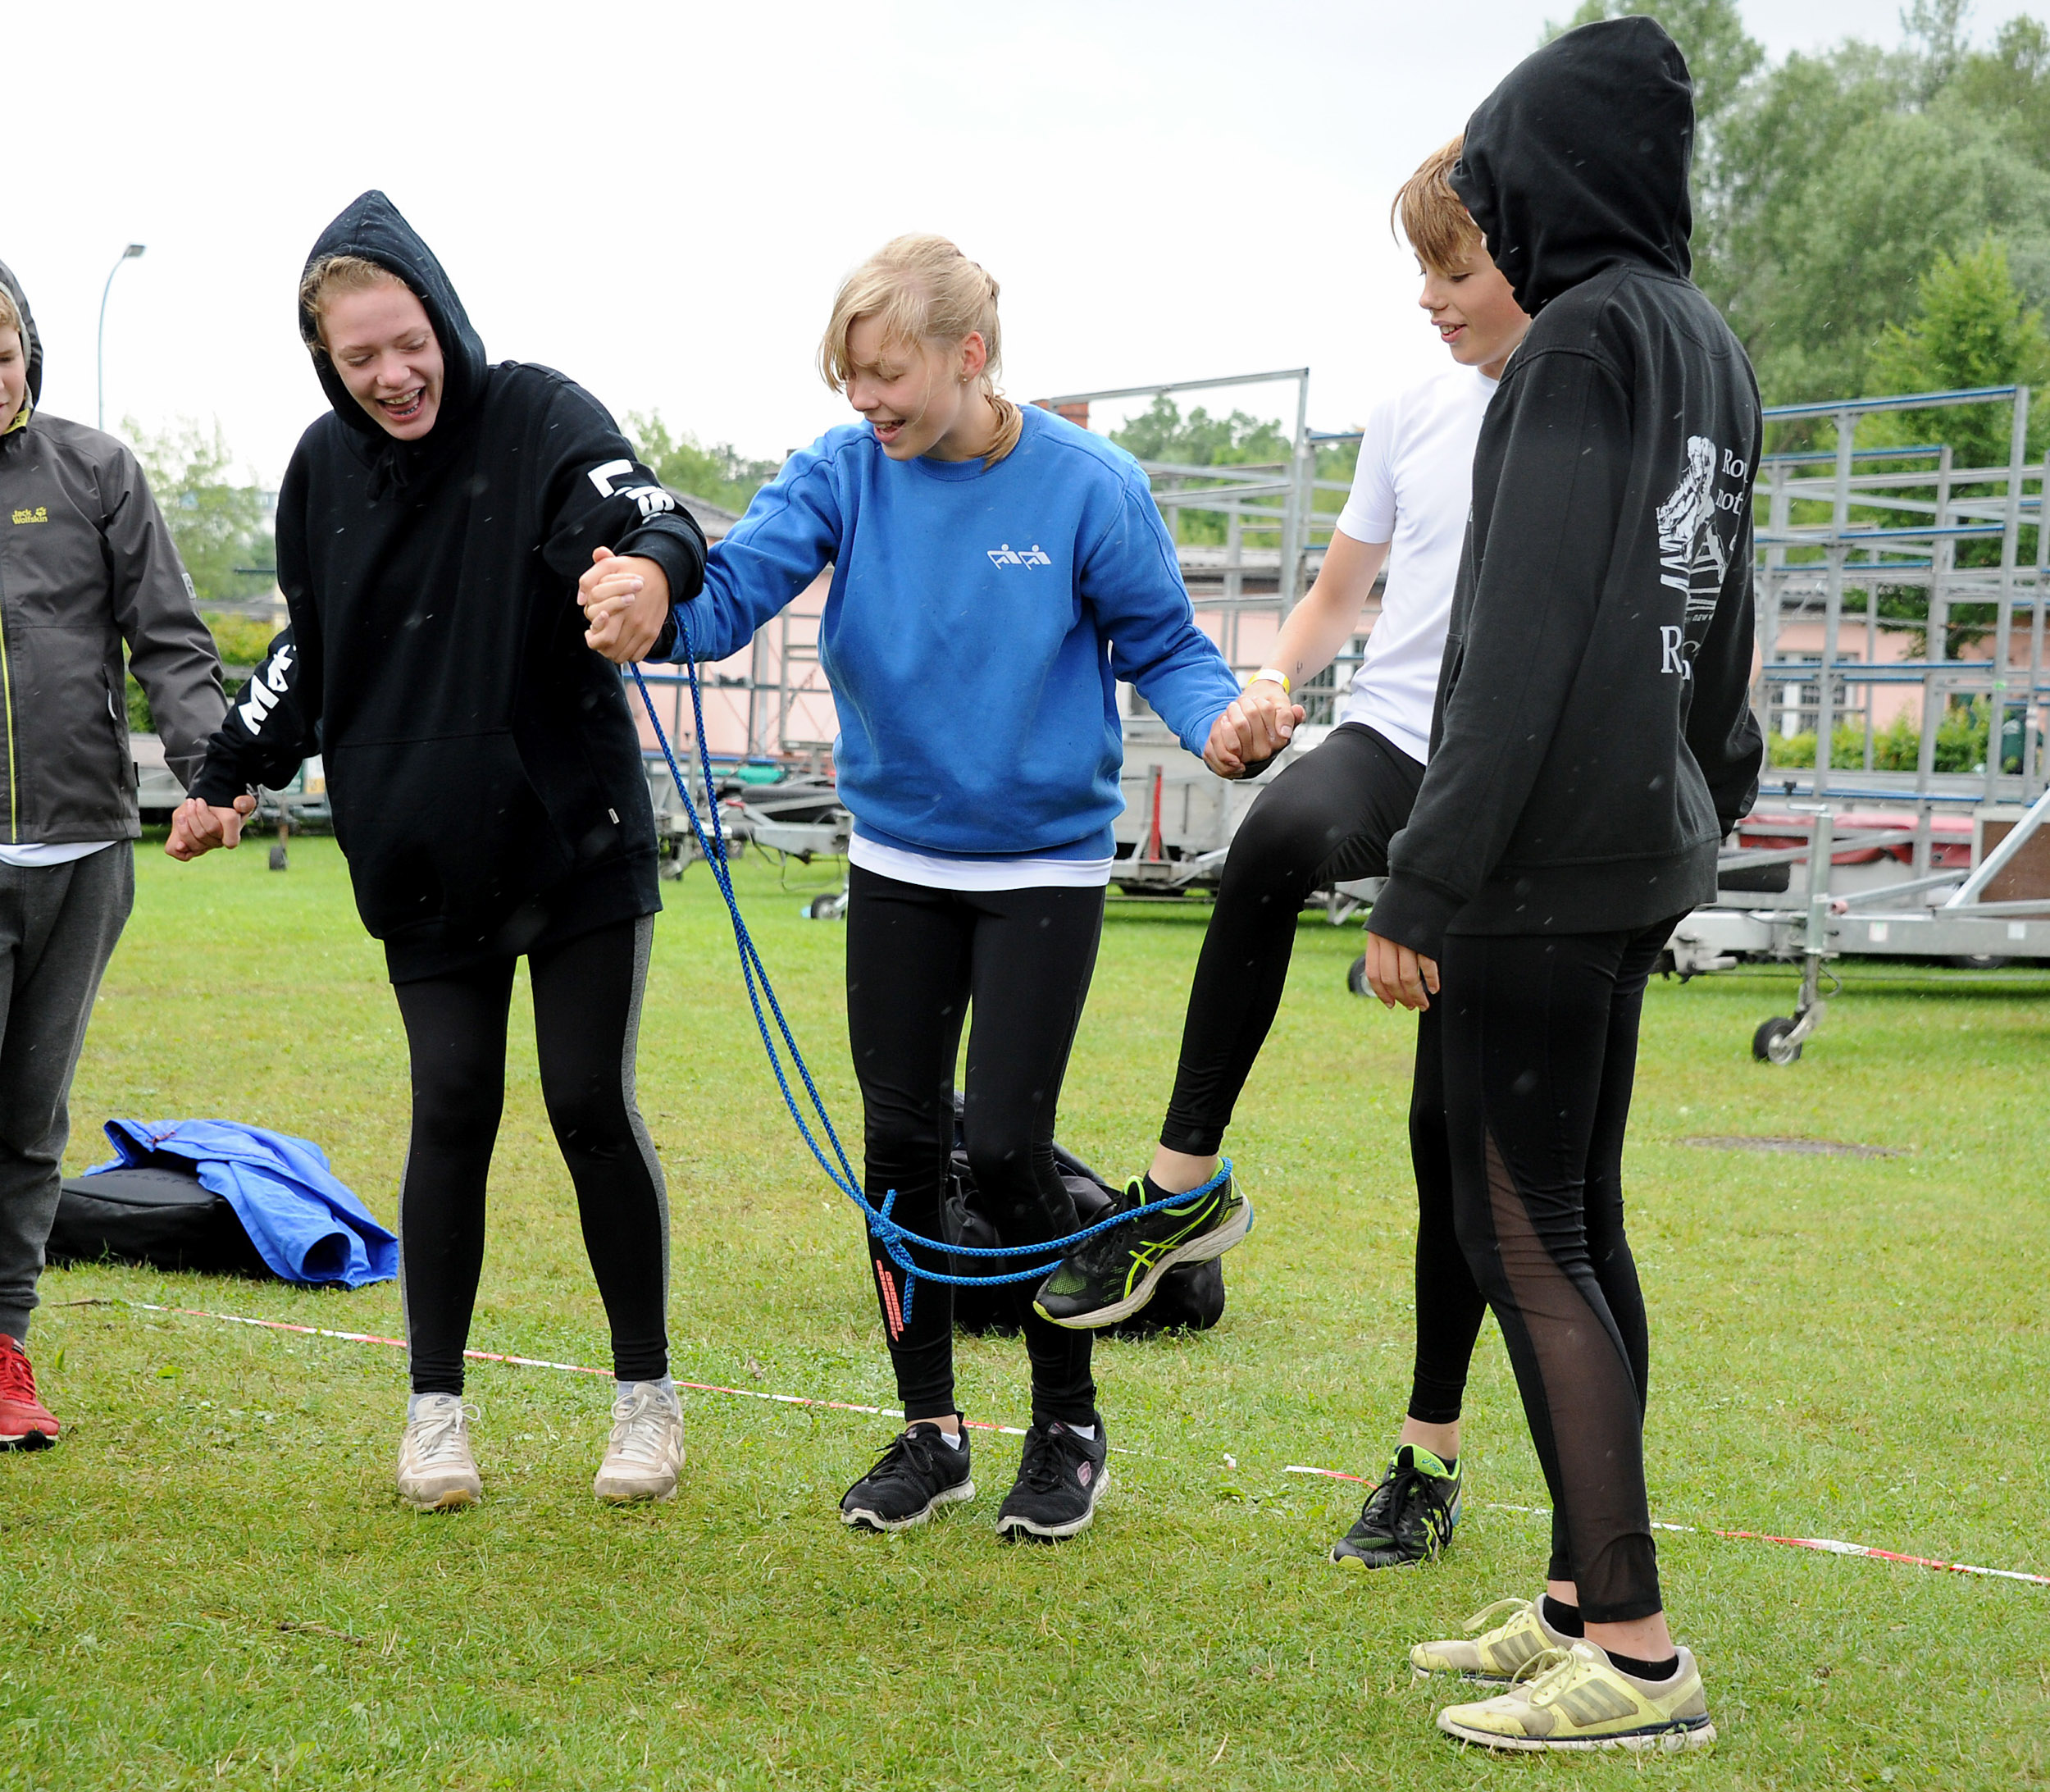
top-left (1033, 1174), bottom-right (1252, 1330)
top-left (995, 1420), bottom-right (1109, 1541)
top-left (1329, 1443), bottom-right (1461, 1569)
top-left (840, 1421), bottom-right (975, 1532)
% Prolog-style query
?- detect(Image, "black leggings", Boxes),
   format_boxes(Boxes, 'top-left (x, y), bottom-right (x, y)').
top-left (1157, 724), bottom-right (1485, 1424)
top-left (845, 865), bottom-right (1101, 1429)
top-left (1438, 918), bottom-right (1677, 1624)
top-left (393, 914), bottom-right (669, 1396)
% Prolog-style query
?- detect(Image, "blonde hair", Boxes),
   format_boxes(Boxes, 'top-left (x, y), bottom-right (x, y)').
top-left (0, 285), bottom-right (20, 338)
top-left (1392, 136), bottom-right (1486, 274)
top-left (298, 253), bottom-right (403, 350)
top-left (819, 234), bottom-right (1007, 392)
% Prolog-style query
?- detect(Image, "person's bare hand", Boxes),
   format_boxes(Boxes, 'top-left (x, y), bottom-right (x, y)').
top-left (1364, 928), bottom-right (1440, 1011)
top-left (579, 547), bottom-right (672, 664)
top-left (1203, 682), bottom-right (1306, 777)
top-left (166, 793), bottom-right (257, 860)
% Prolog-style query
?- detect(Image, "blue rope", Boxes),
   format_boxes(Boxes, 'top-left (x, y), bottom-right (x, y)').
top-left (629, 613), bottom-right (1232, 1321)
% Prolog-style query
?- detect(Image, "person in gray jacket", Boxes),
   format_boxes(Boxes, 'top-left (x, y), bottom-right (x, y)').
top-left (0, 258), bottom-right (228, 1448)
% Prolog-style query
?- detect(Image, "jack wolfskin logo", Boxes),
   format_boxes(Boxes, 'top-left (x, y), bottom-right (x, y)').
top-left (11, 506), bottom-right (48, 525)
top-left (986, 543), bottom-right (1053, 568)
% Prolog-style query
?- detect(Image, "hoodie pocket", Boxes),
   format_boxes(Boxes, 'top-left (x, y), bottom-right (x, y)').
top-left (325, 732), bottom-right (571, 937)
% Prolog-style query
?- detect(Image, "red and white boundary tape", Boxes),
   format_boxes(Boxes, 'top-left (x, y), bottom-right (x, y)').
top-left (1282, 1466), bottom-right (2050, 1589)
top-left (70, 1299), bottom-right (2046, 1586)
top-left (103, 1299), bottom-right (1036, 1437)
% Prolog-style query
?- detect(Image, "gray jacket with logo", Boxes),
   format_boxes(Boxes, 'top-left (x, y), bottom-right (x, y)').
top-left (0, 259), bottom-right (225, 844)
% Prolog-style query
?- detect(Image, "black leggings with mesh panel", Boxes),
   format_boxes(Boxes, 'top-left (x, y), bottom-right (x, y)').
top-left (1437, 916), bottom-right (1680, 1624)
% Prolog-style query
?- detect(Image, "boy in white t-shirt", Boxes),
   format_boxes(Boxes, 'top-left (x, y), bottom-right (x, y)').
top-left (1035, 139), bottom-right (1529, 1569)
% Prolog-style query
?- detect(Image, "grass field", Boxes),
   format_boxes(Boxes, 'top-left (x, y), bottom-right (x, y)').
top-left (4, 834), bottom-right (2047, 1790)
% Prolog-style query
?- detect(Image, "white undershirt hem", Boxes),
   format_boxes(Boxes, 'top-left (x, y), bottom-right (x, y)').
top-left (0, 840), bottom-right (121, 869)
top-left (849, 834), bottom-right (1115, 891)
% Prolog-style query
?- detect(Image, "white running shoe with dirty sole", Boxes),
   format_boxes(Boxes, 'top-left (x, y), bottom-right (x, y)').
top-left (594, 1381), bottom-right (684, 1502)
top-left (396, 1394), bottom-right (482, 1512)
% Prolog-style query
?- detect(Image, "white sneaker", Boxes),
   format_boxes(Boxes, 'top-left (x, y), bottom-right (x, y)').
top-left (594, 1381), bottom-right (684, 1503)
top-left (395, 1394), bottom-right (482, 1512)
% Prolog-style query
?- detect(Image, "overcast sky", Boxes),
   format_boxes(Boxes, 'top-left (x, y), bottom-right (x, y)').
top-left (7, 0), bottom-right (2043, 487)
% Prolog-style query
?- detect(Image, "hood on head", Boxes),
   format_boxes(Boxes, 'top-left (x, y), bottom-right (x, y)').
top-left (300, 190), bottom-right (487, 440)
top-left (0, 258), bottom-right (43, 409)
top-left (1451, 16), bottom-right (1695, 317)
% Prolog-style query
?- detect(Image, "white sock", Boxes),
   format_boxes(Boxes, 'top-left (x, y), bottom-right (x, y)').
top-left (617, 1375), bottom-right (678, 1406)
top-left (935, 1427), bottom-right (964, 1449)
top-left (1067, 1422), bottom-right (1097, 1442)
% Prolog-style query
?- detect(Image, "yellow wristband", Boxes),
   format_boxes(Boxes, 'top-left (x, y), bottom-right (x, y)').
top-left (1248, 668), bottom-right (1292, 695)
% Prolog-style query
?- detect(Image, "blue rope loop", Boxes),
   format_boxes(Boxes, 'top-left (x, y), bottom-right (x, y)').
top-left (630, 614), bottom-right (1233, 1321)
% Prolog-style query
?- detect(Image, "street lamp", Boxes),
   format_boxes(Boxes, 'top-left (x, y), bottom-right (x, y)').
top-left (97, 243), bottom-right (146, 432)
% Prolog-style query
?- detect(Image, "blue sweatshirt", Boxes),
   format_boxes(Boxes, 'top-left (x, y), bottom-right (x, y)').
top-left (663, 404), bottom-right (1238, 861)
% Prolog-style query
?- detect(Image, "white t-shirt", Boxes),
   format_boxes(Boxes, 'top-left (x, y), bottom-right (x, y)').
top-left (1332, 362), bottom-right (1499, 763)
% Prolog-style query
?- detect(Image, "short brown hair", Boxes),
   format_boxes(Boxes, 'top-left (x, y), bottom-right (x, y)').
top-left (298, 253), bottom-right (402, 352)
top-left (0, 285), bottom-right (20, 338)
top-left (1392, 136), bottom-right (1484, 274)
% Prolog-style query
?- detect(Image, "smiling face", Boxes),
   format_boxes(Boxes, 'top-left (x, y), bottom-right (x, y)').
top-left (0, 326), bottom-right (27, 426)
top-left (842, 312), bottom-right (988, 461)
top-left (1417, 245), bottom-right (1530, 380)
top-left (320, 278), bottom-right (444, 439)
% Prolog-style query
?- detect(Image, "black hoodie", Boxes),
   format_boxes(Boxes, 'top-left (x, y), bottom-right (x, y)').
top-left (1369, 18), bottom-right (1764, 958)
top-left (189, 193), bottom-right (706, 979)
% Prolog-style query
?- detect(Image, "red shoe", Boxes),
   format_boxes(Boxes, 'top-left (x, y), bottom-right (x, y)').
top-left (0, 1333), bottom-right (60, 1450)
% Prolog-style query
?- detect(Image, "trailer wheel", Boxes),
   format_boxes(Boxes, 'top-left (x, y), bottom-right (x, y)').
top-left (1952, 954), bottom-right (2010, 971)
top-left (1346, 955), bottom-right (1371, 997)
top-left (268, 844), bottom-right (289, 872)
top-left (1752, 1016), bottom-right (1802, 1065)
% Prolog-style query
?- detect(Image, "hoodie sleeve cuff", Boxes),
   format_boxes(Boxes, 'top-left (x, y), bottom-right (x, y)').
top-left (1366, 871), bottom-right (1464, 962)
top-left (186, 755), bottom-right (252, 809)
top-left (620, 529), bottom-right (705, 613)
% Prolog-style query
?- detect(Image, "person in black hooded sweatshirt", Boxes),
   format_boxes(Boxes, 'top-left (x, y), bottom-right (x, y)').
top-left (169, 193), bottom-right (708, 1514)
top-left (1361, 21), bottom-right (1761, 1753)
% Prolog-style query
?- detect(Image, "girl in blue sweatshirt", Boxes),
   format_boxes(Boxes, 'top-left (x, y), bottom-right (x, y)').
top-left (581, 235), bottom-right (1267, 1539)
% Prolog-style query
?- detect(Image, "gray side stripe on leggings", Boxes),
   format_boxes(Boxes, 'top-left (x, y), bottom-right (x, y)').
top-left (623, 912), bottom-right (672, 1306)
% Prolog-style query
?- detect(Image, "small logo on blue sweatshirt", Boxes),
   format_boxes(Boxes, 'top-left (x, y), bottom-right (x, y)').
top-left (986, 543), bottom-right (1053, 568)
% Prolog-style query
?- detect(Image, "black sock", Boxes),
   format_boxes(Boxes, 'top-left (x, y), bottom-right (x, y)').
top-left (1602, 1647), bottom-right (1679, 1681)
top-left (1539, 1594), bottom-right (1583, 1638)
top-left (1141, 1174), bottom-right (1178, 1205)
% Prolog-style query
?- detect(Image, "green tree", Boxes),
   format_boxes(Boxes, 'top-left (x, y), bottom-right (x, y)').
top-left (626, 413), bottom-right (781, 516)
top-left (1866, 237), bottom-right (2050, 465)
top-left (1108, 398), bottom-right (1360, 548)
top-left (124, 417), bottom-right (272, 608)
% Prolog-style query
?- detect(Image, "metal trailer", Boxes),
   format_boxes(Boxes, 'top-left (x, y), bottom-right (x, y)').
top-left (1672, 381), bottom-right (2050, 1060)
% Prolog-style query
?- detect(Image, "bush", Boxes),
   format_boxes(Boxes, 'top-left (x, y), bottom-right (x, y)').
top-left (1761, 703), bottom-right (2020, 773)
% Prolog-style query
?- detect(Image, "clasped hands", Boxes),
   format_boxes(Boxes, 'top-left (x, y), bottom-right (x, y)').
top-left (579, 546), bottom-right (672, 665)
top-left (1204, 679), bottom-right (1305, 779)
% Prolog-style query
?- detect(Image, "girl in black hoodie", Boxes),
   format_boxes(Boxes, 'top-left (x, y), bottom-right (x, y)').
top-left (171, 193), bottom-right (707, 1514)
top-left (1365, 21), bottom-right (1761, 1753)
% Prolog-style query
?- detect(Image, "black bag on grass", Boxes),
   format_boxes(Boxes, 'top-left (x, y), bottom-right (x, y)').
top-left (936, 1102), bottom-right (1225, 1338)
top-left (48, 1162), bottom-right (271, 1279)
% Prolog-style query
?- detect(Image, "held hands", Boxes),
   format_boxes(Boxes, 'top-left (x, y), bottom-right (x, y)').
top-left (165, 793), bottom-right (257, 861)
top-left (579, 546), bottom-right (672, 665)
top-left (1204, 679), bottom-right (1305, 778)
top-left (1363, 929), bottom-right (1440, 1012)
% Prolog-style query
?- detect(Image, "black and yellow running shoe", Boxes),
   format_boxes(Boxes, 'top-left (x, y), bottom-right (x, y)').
top-left (1032, 1174), bottom-right (1252, 1329)
top-left (1330, 1443), bottom-right (1462, 1570)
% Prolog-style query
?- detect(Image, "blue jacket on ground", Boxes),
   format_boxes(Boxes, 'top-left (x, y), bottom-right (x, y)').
top-left (661, 404), bottom-right (1240, 862)
top-left (89, 1119), bottom-right (397, 1289)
